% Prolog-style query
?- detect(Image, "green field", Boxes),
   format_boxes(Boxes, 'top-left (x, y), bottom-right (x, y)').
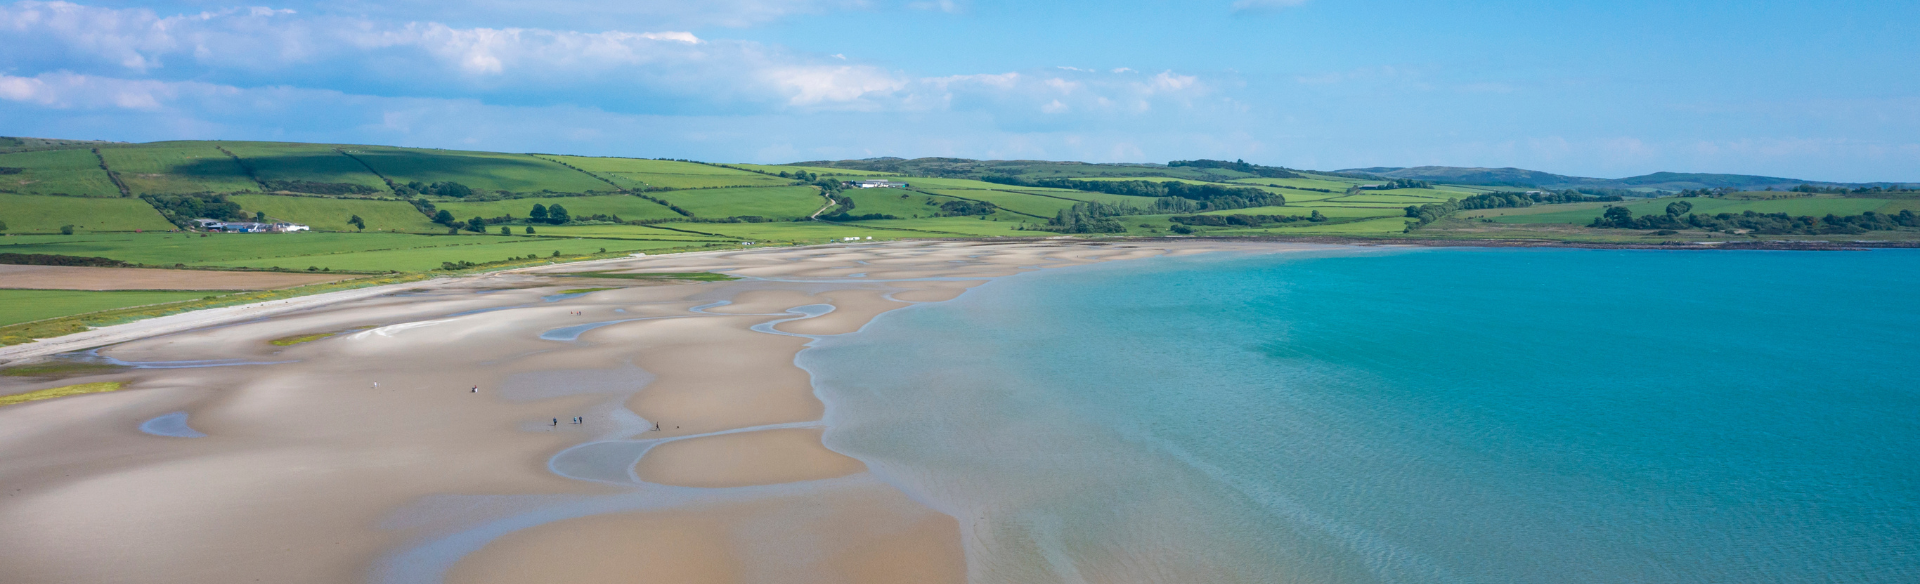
top-left (1203, 216), bottom-right (1416, 235)
top-left (0, 149), bottom-right (123, 197)
top-left (0, 289), bottom-right (219, 327)
top-left (345, 147), bottom-right (608, 194)
top-left (1481, 196), bottom-right (1891, 224)
top-left (518, 224), bottom-right (736, 241)
top-left (1199, 204), bottom-right (1405, 219)
top-left (659, 186), bottom-right (824, 219)
top-left (652, 221), bottom-right (909, 242)
top-left (841, 217), bottom-right (1031, 236)
top-left (224, 143), bottom-right (392, 193)
top-left (204, 237), bottom-right (694, 272)
top-left (228, 194), bottom-right (440, 233)
top-left (99, 144), bottom-right (260, 195)
top-left (434, 195), bottom-right (684, 223)
top-left (730, 164), bottom-right (899, 177)
top-left (550, 157), bottom-right (792, 190)
top-left (0, 193), bottom-right (174, 233)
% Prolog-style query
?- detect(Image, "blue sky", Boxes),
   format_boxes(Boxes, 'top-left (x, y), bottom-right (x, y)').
top-left (3, 0), bottom-right (1915, 181)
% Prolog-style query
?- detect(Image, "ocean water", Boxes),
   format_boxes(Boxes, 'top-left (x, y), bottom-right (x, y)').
top-left (801, 248), bottom-right (1920, 583)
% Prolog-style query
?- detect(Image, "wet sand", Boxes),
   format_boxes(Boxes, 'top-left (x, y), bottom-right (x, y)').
top-left (0, 240), bottom-right (1315, 583)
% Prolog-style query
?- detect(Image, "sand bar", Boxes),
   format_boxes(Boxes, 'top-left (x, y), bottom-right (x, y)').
top-left (0, 240), bottom-right (1322, 583)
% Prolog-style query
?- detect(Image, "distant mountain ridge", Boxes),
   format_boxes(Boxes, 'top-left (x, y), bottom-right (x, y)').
top-left (1334, 166), bottom-right (1897, 191)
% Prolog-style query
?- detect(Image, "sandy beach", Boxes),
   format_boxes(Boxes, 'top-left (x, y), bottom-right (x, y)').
top-left (0, 240), bottom-right (1294, 583)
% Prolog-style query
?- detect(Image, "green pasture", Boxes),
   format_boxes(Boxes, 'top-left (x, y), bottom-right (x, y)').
top-left (652, 221), bottom-right (907, 242)
top-left (1198, 205), bottom-right (1404, 219)
top-left (223, 143), bottom-right (391, 193)
top-left (661, 186), bottom-right (824, 219)
top-left (520, 225), bottom-right (735, 241)
top-left (434, 195), bottom-right (683, 222)
top-left (345, 147), bottom-right (608, 194)
top-left (0, 149), bottom-right (123, 197)
top-left (229, 194), bottom-right (439, 233)
top-left (1229, 176), bottom-right (1369, 191)
top-left (732, 164), bottom-right (898, 176)
top-left (551, 156), bottom-right (791, 190)
top-left (1875, 199), bottom-right (1920, 214)
top-left (919, 189), bottom-right (1075, 219)
top-left (205, 237), bottom-right (693, 272)
top-left (836, 189), bottom-right (961, 218)
top-left (1482, 196), bottom-right (1890, 224)
top-left (1203, 216), bottom-right (1415, 236)
top-left (99, 144), bottom-right (259, 195)
top-left (0, 193), bottom-right (173, 233)
top-left (0, 232), bottom-right (502, 267)
top-left (831, 217), bottom-right (1028, 236)
top-left (0, 289), bottom-right (220, 327)
top-left (898, 177), bottom-right (1090, 194)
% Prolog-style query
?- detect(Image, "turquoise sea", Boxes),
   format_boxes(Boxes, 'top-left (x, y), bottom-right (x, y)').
top-left (802, 248), bottom-right (1920, 583)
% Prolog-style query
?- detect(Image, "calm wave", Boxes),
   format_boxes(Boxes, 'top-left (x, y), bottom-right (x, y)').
top-left (802, 248), bottom-right (1920, 583)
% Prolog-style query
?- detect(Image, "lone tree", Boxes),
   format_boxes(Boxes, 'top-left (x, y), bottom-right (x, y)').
top-left (433, 209), bottom-right (455, 225)
top-left (499, 226), bottom-right (511, 235)
top-left (525, 225), bottom-right (536, 234)
top-left (530, 203), bottom-right (549, 222)
top-left (347, 214), bottom-right (365, 230)
top-left (547, 204), bottom-right (571, 224)
top-left (465, 216), bottom-right (487, 232)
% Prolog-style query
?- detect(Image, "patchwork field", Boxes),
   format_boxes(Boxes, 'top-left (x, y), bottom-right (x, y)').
top-left (0, 264), bottom-right (346, 290)
top-left (731, 164), bottom-right (899, 177)
top-left (0, 232), bottom-right (547, 268)
top-left (0, 148), bottom-right (123, 197)
top-left (344, 147), bottom-right (609, 194)
top-left (517, 225), bottom-right (737, 241)
top-left (0, 193), bottom-right (174, 233)
top-left (659, 186), bottom-right (825, 219)
top-left (551, 157), bottom-right (793, 190)
top-left (224, 143), bottom-right (392, 193)
top-left (433, 195), bottom-right (684, 223)
top-left (229, 194), bottom-right (441, 233)
top-left (98, 143), bottom-right (260, 195)
top-left (651, 221), bottom-right (908, 242)
top-left (204, 237), bottom-right (697, 272)
top-left (0, 289), bottom-right (220, 327)
top-left (1477, 196), bottom-right (1892, 224)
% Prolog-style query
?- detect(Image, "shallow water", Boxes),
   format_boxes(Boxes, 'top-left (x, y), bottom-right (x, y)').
top-left (138, 411), bottom-right (206, 438)
top-left (803, 248), bottom-right (1920, 583)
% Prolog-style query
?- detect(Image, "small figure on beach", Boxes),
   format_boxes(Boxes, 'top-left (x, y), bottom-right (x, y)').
top-left (470, 386), bottom-right (477, 393)
top-left (551, 418), bottom-right (557, 426)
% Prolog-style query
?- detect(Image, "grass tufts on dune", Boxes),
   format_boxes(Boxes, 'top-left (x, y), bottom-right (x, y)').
top-left (0, 381), bottom-right (129, 407)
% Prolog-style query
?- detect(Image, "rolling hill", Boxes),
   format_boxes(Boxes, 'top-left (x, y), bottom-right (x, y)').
top-left (1334, 166), bottom-right (1901, 191)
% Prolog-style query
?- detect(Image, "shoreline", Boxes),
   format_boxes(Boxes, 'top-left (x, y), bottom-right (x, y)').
top-left (4, 234), bottom-right (1906, 362)
top-left (0, 240), bottom-right (1290, 583)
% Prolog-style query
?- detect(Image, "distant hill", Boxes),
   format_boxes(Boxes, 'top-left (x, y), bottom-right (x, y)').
top-left (0, 136), bottom-right (125, 154)
top-left (1332, 165), bottom-right (1888, 191)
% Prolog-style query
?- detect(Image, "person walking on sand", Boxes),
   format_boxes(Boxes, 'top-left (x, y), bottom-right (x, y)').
top-left (552, 418), bottom-right (558, 426)
top-left (471, 386), bottom-right (477, 393)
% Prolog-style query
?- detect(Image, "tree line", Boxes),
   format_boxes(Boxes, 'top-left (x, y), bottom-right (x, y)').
top-left (979, 176), bottom-right (1284, 209)
top-left (1590, 206), bottom-right (1920, 234)
top-left (1166, 159), bottom-right (1302, 179)
top-left (1171, 211), bottom-right (1328, 227)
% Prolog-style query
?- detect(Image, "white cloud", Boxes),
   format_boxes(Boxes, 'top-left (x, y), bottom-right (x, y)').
top-left (0, 71), bottom-right (228, 110)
